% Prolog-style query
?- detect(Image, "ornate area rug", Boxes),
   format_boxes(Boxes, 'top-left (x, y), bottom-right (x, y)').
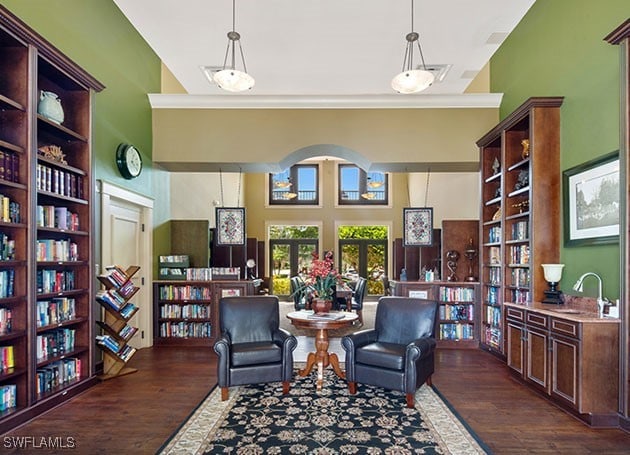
top-left (159, 369), bottom-right (489, 454)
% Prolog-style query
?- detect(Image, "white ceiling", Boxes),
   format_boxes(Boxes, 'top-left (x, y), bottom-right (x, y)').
top-left (113, 0), bottom-right (535, 103)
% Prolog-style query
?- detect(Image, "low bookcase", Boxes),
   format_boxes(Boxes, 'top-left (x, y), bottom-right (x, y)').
top-left (96, 265), bottom-right (140, 380)
top-left (153, 280), bottom-right (255, 346)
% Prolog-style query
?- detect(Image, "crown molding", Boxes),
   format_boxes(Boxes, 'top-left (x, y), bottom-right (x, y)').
top-left (148, 93), bottom-right (503, 109)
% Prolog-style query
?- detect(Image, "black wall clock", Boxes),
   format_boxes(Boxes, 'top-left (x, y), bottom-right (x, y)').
top-left (116, 143), bottom-right (143, 179)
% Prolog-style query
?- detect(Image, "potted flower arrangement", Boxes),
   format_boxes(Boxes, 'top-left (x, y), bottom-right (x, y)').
top-left (297, 251), bottom-right (342, 314)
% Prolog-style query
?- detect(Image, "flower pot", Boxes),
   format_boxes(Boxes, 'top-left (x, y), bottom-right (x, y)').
top-left (312, 299), bottom-right (332, 315)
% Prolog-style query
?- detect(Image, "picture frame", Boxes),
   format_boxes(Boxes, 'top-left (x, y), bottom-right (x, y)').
top-left (403, 207), bottom-right (433, 246)
top-left (563, 151), bottom-right (619, 246)
top-left (215, 207), bottom-right (246, 246)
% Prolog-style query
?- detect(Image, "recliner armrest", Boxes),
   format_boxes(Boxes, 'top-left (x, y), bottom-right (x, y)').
top-left (341, 329), bottom-right (378, 351)
top-left (406, 337), bottom-right (436, 362)
top-left (214, 334), bottom-right (232, 357)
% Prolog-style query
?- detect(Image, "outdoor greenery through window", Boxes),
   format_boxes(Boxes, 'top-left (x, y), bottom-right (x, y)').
top-left (269, 164), bottom-right (319, 205)
top-left (338, 225), bottom-right (388, 295)
top-left (269, 225), bottom-right (319, 295)
top-left (338, 164), bottom-right (388, 205)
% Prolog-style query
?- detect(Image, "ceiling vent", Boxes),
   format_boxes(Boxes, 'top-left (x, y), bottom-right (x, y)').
top-left (416, 64), bottom-right (452, 83)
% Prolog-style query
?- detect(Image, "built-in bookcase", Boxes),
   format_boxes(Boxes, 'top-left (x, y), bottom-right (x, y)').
top-left (477, 97), bottom-right (562, 356)
top-left (0, 6), bottom-right (104, 433)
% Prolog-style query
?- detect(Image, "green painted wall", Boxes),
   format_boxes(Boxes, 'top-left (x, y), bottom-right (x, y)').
top-left (490, 0), bottom-right (627, 300)
top-left (0, 0), bottom-right (170, 274)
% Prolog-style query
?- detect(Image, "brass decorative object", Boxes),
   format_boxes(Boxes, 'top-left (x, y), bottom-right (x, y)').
top-left (445, 250), bottom-right (460, 282)
top-left (512, 200), bottom-right (529, 213)
top-left (463, 238), bottom-right (478, 282)
top-left (38, 145), bottom-right (67, 164)
top-left (521, 139), bottom-right (530, 159)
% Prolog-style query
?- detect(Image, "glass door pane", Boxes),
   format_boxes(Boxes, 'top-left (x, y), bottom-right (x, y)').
top-left (367, 242), bottom-right (386, 295)
top-left (270, 243), bottom-right (291, 296)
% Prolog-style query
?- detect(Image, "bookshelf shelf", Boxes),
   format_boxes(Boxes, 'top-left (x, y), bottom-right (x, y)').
top-left (477, 97), bottom-right (563, 356)
top-left (95, 265), bottom-right (140, 381)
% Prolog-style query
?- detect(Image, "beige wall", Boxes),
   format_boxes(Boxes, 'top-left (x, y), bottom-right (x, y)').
top-left (152, 108), bottom-right (498, 172)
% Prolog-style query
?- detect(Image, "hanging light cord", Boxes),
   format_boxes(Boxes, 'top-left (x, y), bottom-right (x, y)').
top-left (219, 168), bottom-right (224, 207)
top-left (424, 167), bottom-right (431, 207)
top-left (237, 166), bottom-right (242, 207)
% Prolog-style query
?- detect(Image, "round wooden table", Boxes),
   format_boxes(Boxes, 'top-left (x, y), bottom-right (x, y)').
top-left (286, 311), bottom-right (359, 390)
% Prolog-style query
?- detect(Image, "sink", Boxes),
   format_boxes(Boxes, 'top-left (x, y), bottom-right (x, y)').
top-left (548, 308), bottom-right (584, 314)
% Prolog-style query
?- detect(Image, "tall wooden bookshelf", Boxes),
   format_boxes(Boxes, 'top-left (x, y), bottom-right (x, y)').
top-left (0, 6), bottom-right (103, 432)
top-left (476, 97), bottom-right (563, 356)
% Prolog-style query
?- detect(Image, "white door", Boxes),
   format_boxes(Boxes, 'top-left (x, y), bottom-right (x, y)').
top-left (100, 181), bottom-right (153, 349)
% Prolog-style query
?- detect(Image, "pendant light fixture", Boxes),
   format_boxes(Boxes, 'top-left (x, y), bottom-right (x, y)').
top-left (213, 0), bottom-right (255, 92)
top-left (391, 0), bottom-right (434, 94)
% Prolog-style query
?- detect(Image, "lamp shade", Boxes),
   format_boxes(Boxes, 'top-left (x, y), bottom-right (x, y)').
top-left (541, 264), bottom-right (564, 283)
top-left (213, 69), bottom-right (255, 92)
top-left (391, 69), bottom-right (434, 94)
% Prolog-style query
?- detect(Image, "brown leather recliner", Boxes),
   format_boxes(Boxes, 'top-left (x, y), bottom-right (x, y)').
top-left (214, 296), bottom-right (297, 400)
top-left (341, 296), bottom-right (438, 408)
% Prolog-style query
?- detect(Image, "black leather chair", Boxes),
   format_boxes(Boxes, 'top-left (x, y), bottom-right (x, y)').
top-left (290, 276), bottom-right (309, 310)
top-left (341, 296), bottom-right (438, 408)
top-left (214, 296), bottom-right (297, 400)
top-left (350, 277), bottom-right (368, 324)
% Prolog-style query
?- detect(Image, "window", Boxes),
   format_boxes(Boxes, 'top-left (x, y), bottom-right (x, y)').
top-left (269, 164), bottom-right (319, 205)
top-left (338, 164), bottom-right (388, 205)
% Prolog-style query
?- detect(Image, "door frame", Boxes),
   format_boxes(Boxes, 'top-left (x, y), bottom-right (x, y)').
top-left (334, 221), bottom-right (392, 278)
top-left (97, 180), bottom-right (154, 348)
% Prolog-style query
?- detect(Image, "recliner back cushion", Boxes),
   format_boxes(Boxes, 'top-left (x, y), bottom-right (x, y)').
top-left (375, 297), bottom-right (437, 344)
top-left (220, 296), bottom-right (279, 343)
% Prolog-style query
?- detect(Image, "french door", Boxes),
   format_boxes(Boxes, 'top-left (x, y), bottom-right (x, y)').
top-left (338, 239), bottom-right (387, 295)
top-left (269, 239), bottom-right (318, 296)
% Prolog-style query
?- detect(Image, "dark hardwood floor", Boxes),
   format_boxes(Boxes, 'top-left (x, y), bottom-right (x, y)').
top-left (2, 346), bottom-right (629, 454)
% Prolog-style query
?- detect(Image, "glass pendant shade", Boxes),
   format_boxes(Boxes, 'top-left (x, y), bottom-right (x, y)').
top-left (391, 69), bottom-right (435, 94)
top-left (213, 68), bottom-right (255, 92)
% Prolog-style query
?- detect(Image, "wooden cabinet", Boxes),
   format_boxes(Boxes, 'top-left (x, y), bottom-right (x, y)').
top-left (0, 6), bottom-right (103, 433)
top-left (505, 302), bottom-right (620, 426)
top-left (390, 280), bottom-right (479, 348)
top-left (477, 97), bottom-right (563, 355)
top-left (153, 280), bottom-right (255, 346)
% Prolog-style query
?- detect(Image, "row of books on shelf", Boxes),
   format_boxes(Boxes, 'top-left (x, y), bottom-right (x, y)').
top-left (511, 289), bottom-right (530, 303)
top-left (36, 238), bottom-right (78, 262)
top-left (36, 163), bottom-right (84, 200)
top-left (36, 297), bottom-right (76, 328)
top-left (159, 321), bottom-right (212, 338)
top-left (96, 335), bottom-right (136, 361)
top-left (158, 285), bottom-right (212, 301)
top-left (488, 268), bottom-right (501, 285)
top-left (508, 244), bottom-right (530, 265)
top-left (510, 220), bottom-right (529, 241)
top-left (485, 305), bottom-right (502, 327)
top-left (0, 384), bottom-right (16, 412)
top-left (117, 324), bottom-right (137, 341)
top-left (0, 196), bottom-right (20, 223)
top-left (159, 303), bottom-right (211, 319)
top-left (487, 226), bottom-right (501, 243)
top-left (36, 205), bottom-right (80, 231)
top-left (0, 150), bottom-right (19, 183)
top-left (37, 269), bottom-right (75, 294)
top-left (0, 345), bottom-right (14, 372)
top-left (488, 246), bottom-right (500, 265)
top-left (36, 358), bottom-right (81, 396)
top-left (0, 232), bottom-right (15, 260)
top-left (0, 269), bottom-right (15, 299)
top-left (98, 265), bottom-right (129, 288)
top-left (511, 268), bottom-right (531, 287)
top-left (36, 328), bottom-right (75, 361)
top-left (159, 255), bottom-right (189, 264)
top-left (439, 323), bottom-right (474, 341)
top-left (438, 286), bottom-right (475, 302)
top-left (96, 289), bottom-right (129, 312)
top-left (486, 286), bottom-right (499, 304)
top-left (484, 326), bottom-right (502, 350)
top-left (0, 307), bottom-right (11, 335)
top-left (439, 304), bottom-right (474, 321)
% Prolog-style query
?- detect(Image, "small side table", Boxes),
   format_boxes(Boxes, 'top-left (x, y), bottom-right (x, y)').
top-left (286, 311), bottom-right (358, 390)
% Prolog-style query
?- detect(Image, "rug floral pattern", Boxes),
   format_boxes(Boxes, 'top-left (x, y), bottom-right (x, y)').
top-left (160, 369), bottom-right (488, 454)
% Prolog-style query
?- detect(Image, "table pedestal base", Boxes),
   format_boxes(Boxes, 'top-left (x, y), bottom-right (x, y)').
top-left (298, 328), bottom-right (345, 390)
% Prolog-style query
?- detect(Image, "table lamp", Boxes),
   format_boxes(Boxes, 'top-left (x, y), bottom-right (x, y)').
top-left (541, 264), bottom-right (564, 304)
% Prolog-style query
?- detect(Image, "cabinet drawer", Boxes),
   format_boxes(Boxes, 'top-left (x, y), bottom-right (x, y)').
top-left (506, 306), bottom-right (525, 322)
top-left (525, 311), bottom-right (548, 329)
top-left (550, 318), bottom-right (580, 338)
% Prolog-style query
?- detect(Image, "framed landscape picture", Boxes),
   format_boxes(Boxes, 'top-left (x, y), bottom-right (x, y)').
top-left (563, 151), bottom-right (619, 246)
top-left (403, 207), bottom-right (433, 246)
top-left (215, 207), bottom-right (246, 246)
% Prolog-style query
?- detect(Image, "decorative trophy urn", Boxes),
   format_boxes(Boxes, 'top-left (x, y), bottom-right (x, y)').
top-left (463, 238), bottom-right (478, 282)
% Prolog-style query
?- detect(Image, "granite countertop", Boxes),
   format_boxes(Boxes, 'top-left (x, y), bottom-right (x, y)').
top-left (503, 300), bottom-right (620, 324)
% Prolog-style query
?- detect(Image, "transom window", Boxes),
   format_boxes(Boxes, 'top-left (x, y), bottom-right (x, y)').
top-left (269, 164), bottom-right (319, 205)
top-left (338, 164), bottom-right (388, 205)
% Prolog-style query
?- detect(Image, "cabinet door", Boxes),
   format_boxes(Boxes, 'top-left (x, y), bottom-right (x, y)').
top-left (526, 326), bottom-right (549, 392)
top-left (550, 334), bottom-right (579, 409)
top-left (506, 320), bottom-right (524, 374)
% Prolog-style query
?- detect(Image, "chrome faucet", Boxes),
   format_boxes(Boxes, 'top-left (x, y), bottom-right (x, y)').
top-left (573, 272), bottom-right (607, 317)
